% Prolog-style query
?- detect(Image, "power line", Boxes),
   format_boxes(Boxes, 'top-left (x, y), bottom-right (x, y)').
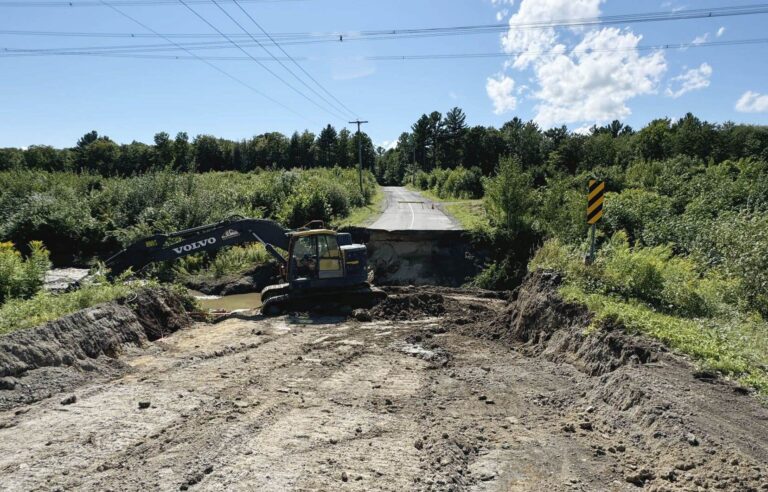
top-left (95, 0), bottom-right (309, 120)
top-left (2, 3), bottom-right (767, 40)
top-left (210, 0), bottom-right (355, 119)
top-left (177, 0), bottom-right (348, 121)
top-left (230, 0), bottom-right (357, 118)
top-left (0, 0), bottom-right (305, 7)
top-left (4, 36), bottom-right (767, 60)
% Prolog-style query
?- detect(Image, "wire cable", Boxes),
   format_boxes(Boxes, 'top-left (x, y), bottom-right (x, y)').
top-left (95, 0), bottom-right (309, 120)
top-left (4, 36), bottom-right (766, 60)
top-left (177, 0), bottom-right (348, 121)
top-left (0, 0), bottom-right (305, 7)
top-left (211, 0), bottom-right (355, 119)
top-left (230, 0), bottom-right (357, 118)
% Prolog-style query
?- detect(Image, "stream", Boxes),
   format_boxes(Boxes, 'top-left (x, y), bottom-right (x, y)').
top-left (188, 290), bottom-right (262, 311)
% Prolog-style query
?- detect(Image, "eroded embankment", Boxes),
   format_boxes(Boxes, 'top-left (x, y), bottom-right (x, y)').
top-left (346, 228), bottom-right (487, 286)
top-left (446, 271), bottom-right (768, 489)
top-left (0, 288), bottom-right (192, 411)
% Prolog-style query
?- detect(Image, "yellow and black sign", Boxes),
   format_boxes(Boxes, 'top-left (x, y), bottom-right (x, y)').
top-left (587, 179), bottom-right (605, 224)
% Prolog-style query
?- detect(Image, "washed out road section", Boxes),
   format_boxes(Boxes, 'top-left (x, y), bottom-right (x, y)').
top-left (369, 186), bottom-right (461, 231)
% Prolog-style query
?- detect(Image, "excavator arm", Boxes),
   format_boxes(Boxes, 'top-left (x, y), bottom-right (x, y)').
top-left (105, 217), bottom-right (290, 277)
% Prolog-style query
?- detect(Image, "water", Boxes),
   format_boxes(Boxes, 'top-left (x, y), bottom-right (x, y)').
top-left (188, 290), bottom-right (262, 311)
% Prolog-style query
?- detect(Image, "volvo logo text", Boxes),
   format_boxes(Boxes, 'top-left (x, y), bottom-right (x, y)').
top-left (173, 238), bottom-right (216, 254)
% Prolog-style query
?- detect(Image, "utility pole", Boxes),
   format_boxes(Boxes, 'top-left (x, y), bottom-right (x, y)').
top-left (349, 120), bottom-right (368, 195)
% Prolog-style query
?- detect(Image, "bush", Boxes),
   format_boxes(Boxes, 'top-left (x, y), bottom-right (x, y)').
top-left (484, 157), bottom-right (532, 230)
top-left (0, 167), bottom-right (377, 264)
top-left (0, 241), bottom-right (51, 304)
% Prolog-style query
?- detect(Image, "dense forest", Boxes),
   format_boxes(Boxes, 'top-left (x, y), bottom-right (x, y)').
top-left (0, 126), bottom-right (377, 175)
top-left (375, 107), bottom-right (768, 188)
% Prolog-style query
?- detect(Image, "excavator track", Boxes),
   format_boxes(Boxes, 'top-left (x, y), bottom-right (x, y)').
top-left (260, 284), bottom-right (386, 316)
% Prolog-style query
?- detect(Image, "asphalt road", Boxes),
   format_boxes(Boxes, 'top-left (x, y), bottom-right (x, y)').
top-left (368, 186), bottom-right (461, 231)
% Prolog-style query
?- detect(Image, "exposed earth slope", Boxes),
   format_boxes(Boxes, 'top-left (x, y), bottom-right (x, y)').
top-left (0, 276), bottom-right (766, 491)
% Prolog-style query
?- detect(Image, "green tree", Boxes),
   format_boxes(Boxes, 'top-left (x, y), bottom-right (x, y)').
top-left (441, 107), bottom-right (468, 168)
top-left (153, 132), bottom-right (174, 170)
top-left (316, 125), bottom-right (338, 168)
top-left (484, 156), bottom-right (532, 229)
top-left (173, 132), bottom-right (191, 171)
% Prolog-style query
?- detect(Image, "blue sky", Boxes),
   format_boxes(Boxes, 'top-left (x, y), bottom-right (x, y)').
top-left (1, 0), bottom-right (767, 149)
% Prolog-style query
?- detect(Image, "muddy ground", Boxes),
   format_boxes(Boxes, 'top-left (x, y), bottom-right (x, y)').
top-left (1, 276), bottom-right (767, 491)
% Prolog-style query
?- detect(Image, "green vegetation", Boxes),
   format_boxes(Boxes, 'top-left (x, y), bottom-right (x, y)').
top-left (0, 241), bottom-right (50, 304)
top-left (0, 167), bottom-right (377, 265)
top-left (0, 127), bottom-right (376, 176)
top-left (0, 164), bottom-right (376, 332)
top-left (531, 236), bottom-right (768, 394)
top-left (380, 108), bottom-right (767, 394)
top-left (333, 184), bottom-right (386, 229)
top-left (0, 275), bottom-right (149, 335)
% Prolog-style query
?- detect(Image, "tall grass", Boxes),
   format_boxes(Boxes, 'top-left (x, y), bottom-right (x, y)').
top-left (530, 235), bottom-right (768, 394)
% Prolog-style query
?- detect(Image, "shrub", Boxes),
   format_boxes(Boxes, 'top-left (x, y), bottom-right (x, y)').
top-left (0, 241), bottom-right (51, 304)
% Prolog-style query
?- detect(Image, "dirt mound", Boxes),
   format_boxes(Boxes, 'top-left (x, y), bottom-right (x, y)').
top-left (459, 270), bottom-right (661, 376)
top-left (184, 262), bottom-right (280, 296)
top-left (368, 292), bottom-right (446, 321)
top-left (0, 287), bottom-right (192, 410)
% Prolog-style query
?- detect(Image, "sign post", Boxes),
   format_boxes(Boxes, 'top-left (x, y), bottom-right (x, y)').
top-left (587, 179), bottom-right (605, 264)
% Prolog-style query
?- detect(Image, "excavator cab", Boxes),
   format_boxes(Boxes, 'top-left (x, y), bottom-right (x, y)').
top-left (287, 229), bottom-right (368, 288)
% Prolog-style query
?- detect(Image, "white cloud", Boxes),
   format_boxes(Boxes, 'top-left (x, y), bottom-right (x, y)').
top-left (496, 9), bottom-right (509, 21)
top-left (501, 0), bottom-right (604, 69)
top-left (449, 91), bottom-right (459, 100)
top-left (716, 26), bottom-right (725, 37)
top-left (486, 74), bottom-right (517, 114)
top-left (378, 140), bottom-right (398, 151)
top-left (532, 27), bottom-right (666, 127)
top-left (735, 91), bottom-right (768, 113)
top-left (491, 0), bottom-right (666, 128)
top-left (692, 32), bottom-right (709, 45)
top-left (665, 63), bottom-right (712, 98)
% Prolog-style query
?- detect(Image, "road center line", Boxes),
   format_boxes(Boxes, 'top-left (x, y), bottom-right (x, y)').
top-left (408, 202), bottom-right (415, 229)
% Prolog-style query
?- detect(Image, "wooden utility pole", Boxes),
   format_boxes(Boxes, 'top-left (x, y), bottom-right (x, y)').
top-left (349, 120), bottom-right (368, 195)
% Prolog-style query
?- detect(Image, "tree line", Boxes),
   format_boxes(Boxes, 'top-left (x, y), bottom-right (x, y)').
top-left (374, 107), bottom-right (768, 185)
top-left (0, 126), bottom-right (376, 176)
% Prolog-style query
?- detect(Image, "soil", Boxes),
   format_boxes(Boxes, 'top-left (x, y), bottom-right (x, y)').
top-left (183, 262), bottom-right (280, 296)
top-left (0, 276), bottom-right (767, 491)
top-left (0, 288), bottom-right (192, 411)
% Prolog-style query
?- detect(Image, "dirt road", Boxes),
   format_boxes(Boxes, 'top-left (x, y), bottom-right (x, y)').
top-left (1, 284), bottom-right (766, 491)
top-left (369, 187), bottom-right (461, 231)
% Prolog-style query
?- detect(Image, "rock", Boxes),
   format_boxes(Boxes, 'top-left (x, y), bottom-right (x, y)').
top-left (138, 401), bottom-right (151, 410)
top-left (625, 469), bottom-right (655, 486)
top-left (562, 423), bottom-right (576, 433)
top-left (686, 433), bottom-right (700, 446)
top-left (341, 471), bottom-right (348, 482)
top-left (204, 465), bottom-right (214, 475)
top-left (414, 439), bottom-right (424, 450)
top-left (485, 400), bottom-right (496, 405)
top-left (352, 309), bottom-right (372, 322)
top-left (329, 438), bottom-right (338, 445)
top-left (0, 377), bottom-right (17, 390)
top-left (478, 395), bottom-right (487, 401)
top-left (579, 422), bottom-right (593, 431)
top-left (60, 395), bottom-right (77, 405)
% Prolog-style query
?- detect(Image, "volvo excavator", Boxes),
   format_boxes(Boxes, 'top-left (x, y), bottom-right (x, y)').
top-left (104, 217), bottom-right (385, 315)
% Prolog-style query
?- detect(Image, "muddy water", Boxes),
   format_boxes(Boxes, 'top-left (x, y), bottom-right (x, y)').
top-left (188, 290), bottom-right (262, 311)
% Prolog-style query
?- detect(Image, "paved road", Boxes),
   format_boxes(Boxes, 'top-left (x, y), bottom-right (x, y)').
top-left (368, 186), bottom-right (461, 231)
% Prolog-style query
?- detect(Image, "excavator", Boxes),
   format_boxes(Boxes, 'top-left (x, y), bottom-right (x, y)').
top-left (104, 217), bottom-right (385, 315)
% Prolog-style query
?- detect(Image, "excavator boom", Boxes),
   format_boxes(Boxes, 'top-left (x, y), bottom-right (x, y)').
top-left (105, 217), bottom-right (289, 277)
